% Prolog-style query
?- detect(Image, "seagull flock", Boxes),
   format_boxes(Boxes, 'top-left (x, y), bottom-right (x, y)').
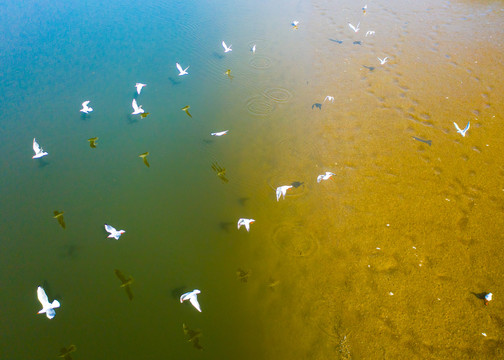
top-left (31, 6), bottom-right (475, 355)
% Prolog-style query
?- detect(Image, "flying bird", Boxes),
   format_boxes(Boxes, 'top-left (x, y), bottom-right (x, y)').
top-left (88, 137), bottom-right (98, 148)
top-left (135, 83), bottom-right (146, 95)
top-left (104, 224), bottom-right (125, 240)
top-left (53, 210), bottom-right (66, 229)
top-left (114, 269), bottom-right (134, 300)
top-left (131, 99), bottom-right (145, 115)
top-left (139, 152), bottom-right (150, 167)
top-left (237, 218), bottom-right (255, 232)
top-left (37, 286), bottom-right (60, 319)
top-left (365, 30), bottom-right (375, 37)
top-left (454, 121), bottom-right (470, 137)
top-left (378, 57), bottom-right (389, 65)
top-left (317, 171), bottom-right (335, 183)
top-left (324, 96), bottom-right (334, 103)
top-left (176, 63), bottom-right (189, 76)
top-left (251, 44), bottom-right (256, 53)
top-left (291, 20), bottom-right (300, 29)
top-left (32, 138), bottom-right (48, 158)
top-left (57, 345), bottom-right (76, 360)
top-left (80, 101), bottom-right (93, 113)
top-left (348, 22), bottom-right (360, 33)
top-left (181, 105), bottom-right (192, 118)
top-left (222, 41), bottom-right (232, 53)
top-left (180, 289), bottom-right (202, 312)
top-left (363, 5), bottom-right (367, 14)
top-left (276, 185), bottom-right (293, 201)
top-left (211, 130), bottom-right (229, 136)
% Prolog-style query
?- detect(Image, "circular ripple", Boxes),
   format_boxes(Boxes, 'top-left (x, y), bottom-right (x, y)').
top-left (272, 223), bottom-right (319, 257)
top-left (246, 96), bottom-right (275, 116)
top-left (263, 87), bottom-right (293, 103)
top-left (249, 56), bottom-right (273, 70)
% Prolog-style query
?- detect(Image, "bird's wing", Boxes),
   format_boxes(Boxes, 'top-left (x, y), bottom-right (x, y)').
top-left (464, 121), bottom-right (470, 131)
top-left (104, 224), bottom-right (116, 234)
top-left (37, 287), bottom-right (49, 306)
top-left (115, 269), bottom-right (128, 284)
top-left (33, 139), bottom-right (41, 153)
top-left (132, 99), bottom-right (139, 112)
top-left (222, 41), bottom-right (227, 49)
top-left (143, 157), bottom-right (150, 167)
top-left (349, 23), bottom-right (356, 31)
top-left (176, 63), bottom-right (183, 73)
top-left (125, 285), bottom-right (134, 300)
top-left (82, 101), bottom-right (89, 107)
top-left (189, 296), bottom-right (201, 312)
top-left (453, 122), bottom-right (462, 132)
top-left (51, 300), bottom-right (61, 309)
top-left (56, 215), bottom-right (66, 229)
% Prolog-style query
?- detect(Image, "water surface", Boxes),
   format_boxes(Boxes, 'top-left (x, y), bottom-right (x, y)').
top-left (1, 0), bottom-right (504, 359)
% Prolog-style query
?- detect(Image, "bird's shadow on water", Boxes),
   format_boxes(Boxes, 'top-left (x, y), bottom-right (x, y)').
top-left (363, 65), bottom-right (375, 72)
top-left (171, 286), bottom-right (187, 300)
top-left (202, 139), bottom-right (214, 145)
top-left (329, 39), bottom-right (343, 44)
top-left (37, 159), bottom-right (50, 168)
top-left (353, 41), bottom-right (362, 45)
top-left (212, 52), bottom-right (225, 60)
top-left (80, 113), bottom-right (90, 121)
top-left (291, 181), bottom-right (304, 188)
top-left (168, 77), bottom-right (182, 86)
top-left (59, 244), bottom-right (78, 259)
top-left (219, 221), bottom-right (234, 232)
top-left (126, 114), bottom-right (139, 125)
top-left (238, 197), bottom-right (249, 207)
top-left (41, 280), bottom-right (64, 301)
top-left (312, 103), bottom-right (322, 110)
top-left (471, 291), bottom-right (487, 300)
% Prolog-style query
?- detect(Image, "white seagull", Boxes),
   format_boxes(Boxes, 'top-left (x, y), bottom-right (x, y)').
top-left (222, 41), bottom-right (232, 53)
top-left (135, 83), bottom-right (146, 95)
top-left (32, 138), bottom-right (48, 159)
top-left (348, 22), bottom-right (360, 33)
top-left (180, 289), bottom-right (201, 312)
top-left (378, 57), bottom-right (389, 65)
top-left (365, 30), bottom-right (375, 37)
top-left (37, 286), bottom-right (60, 319)
top-left (104, 224), bottom-right (126, 240)
top-left (317, 172), bottom-right (335, 183)
top-left (454, 121), bottom-right (470, 137)
top-left (131, 99), bottom-right (144, 115)
top-left (324, 96), bottom-right (334, 103)
top-left (251, 44), bottom-right (256, 53)
top-left (80, 101), bottom-right (93, 113)
top-left (276, 185), bottom-right (293, 201)
top-left (291, 20), bottom-right (300, 28)
top-left (237, 218), bottom-right (255, 232)
top-left (211, 130), bottom-right (229, 136)
top-left (176, 63), bottom-right (189, 76)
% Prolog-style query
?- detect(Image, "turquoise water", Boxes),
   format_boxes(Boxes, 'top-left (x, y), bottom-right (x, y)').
top-left (1, 0), bottom-right (504, 359)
